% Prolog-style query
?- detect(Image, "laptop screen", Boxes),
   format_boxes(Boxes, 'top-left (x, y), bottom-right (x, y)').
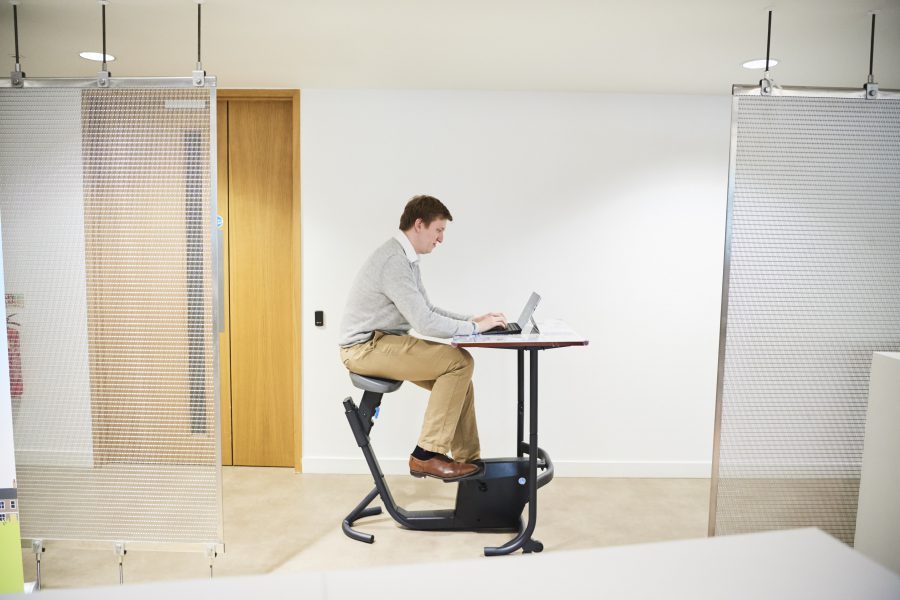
top-left (515, 292), bottom-right (541, 328)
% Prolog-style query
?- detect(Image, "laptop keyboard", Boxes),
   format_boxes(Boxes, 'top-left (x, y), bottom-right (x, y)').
top-left (485, 322), bottom-right (522, 335)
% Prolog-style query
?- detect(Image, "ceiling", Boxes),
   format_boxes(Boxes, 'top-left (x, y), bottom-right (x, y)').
top-left (1, 0), bottom-right (898, 95)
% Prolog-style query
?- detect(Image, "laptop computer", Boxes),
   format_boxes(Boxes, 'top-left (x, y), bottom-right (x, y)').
top-left (484, 292), bottom-right (541, 335)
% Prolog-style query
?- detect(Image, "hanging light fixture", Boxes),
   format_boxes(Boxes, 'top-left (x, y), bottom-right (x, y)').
top-left (79, 51), bottom-right (115, 62)
top-left (741, 58), bottom-right (779, 70)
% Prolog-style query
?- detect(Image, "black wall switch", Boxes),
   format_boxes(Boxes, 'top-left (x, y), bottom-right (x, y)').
top-left (314, 310), bottom-right (324, 326)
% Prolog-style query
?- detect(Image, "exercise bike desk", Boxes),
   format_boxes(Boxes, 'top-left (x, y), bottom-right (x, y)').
top-left (341, 320), bottom-right (587, 556)
top-left (452, 320), bottom-right (588, 555)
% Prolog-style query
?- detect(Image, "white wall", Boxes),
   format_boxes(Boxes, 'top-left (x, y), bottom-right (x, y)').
top-left (301, 90), bottom-right (730, 477)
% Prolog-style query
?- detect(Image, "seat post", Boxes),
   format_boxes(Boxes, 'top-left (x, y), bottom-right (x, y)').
top-left (344, 372), bottom-right (403, 446)
top-left (342, 372), bottom-right (408, 543)
top-left (358, 390), bottom-right (383, 437)
top-left (344, 396), bottom-right (373, 448)
top-left (343, 390), bottom-right (383, 447)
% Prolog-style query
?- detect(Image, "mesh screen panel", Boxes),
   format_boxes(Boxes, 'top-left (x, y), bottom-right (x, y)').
top-left (0, 85), bottom-right (221, 545)
top-left (712, 92), bottom-right (900, 544)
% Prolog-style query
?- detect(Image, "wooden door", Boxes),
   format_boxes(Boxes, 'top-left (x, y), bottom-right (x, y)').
top-left (85, 89), bottom-right (217, 465)
top-left (218, 92), bottom-right (301, 468)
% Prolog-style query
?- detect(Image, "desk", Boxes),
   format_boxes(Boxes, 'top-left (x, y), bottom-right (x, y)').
top-left (452, 319), bottom-right (588, 555)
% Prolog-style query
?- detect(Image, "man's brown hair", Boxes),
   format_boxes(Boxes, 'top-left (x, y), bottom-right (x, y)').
top-left (399, 195), bottom-right (453, 231)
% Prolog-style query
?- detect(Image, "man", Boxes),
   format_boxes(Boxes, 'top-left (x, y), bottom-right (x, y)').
top-left (339, 195), bottom-right (507, 481)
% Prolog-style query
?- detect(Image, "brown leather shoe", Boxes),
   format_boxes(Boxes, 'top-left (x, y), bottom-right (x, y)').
top-left (409, 454), bottom-right (480, 482)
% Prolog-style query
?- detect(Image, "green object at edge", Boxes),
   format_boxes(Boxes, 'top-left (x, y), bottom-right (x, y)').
top-left (0, 520), bottom-right (25, 593)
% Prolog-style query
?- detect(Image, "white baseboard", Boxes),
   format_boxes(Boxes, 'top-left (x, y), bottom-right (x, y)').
top-left (302, 457), bottom-right (712, 478)
top-left (555, 460), bottom-right (711, 478)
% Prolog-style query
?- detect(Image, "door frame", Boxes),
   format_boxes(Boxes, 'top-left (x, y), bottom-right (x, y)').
top-left (219, 89), bottom-right (302, 471)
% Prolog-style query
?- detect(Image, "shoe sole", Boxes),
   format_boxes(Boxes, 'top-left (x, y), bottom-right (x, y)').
top-left (409, 467), bottom-right (481, 482)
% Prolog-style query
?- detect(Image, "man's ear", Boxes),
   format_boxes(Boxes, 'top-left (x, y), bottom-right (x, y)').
top-left (413, 218), bottom-right (424, 231)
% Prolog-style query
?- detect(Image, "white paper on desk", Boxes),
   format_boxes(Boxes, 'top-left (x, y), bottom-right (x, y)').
top-left (533, 319), bottom-right (577, 335)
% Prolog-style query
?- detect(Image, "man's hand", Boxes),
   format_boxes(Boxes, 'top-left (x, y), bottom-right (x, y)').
top-left (473, 312), bottom-right (509, 333)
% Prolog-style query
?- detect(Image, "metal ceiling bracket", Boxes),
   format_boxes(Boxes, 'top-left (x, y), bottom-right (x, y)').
top-left (193, 67), bottom-right (206, 87)
top-left (759, 11), bottom-right (774, 97)
top-left (864, 13), bottom-right (878, 99)
top-left (9, 0), bottom-right (25, 87)
top-left (865, 82), bottom-right (879, 99)
top-left (96, 1), bottom-right (111, 87)
top-left (192, 1), bottom-right (206, 86)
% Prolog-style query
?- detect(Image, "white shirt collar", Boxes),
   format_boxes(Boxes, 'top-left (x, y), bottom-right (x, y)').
top-left (394, 231), bottom-right (419, 263)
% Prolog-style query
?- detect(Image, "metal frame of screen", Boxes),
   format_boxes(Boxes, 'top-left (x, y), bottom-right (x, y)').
top-left (0, 76), bottom-right (223, 553)
top-left (710, 84), bottom-right (900, 542)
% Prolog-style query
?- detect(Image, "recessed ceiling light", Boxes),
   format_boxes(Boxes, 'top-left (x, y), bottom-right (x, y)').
top-left (742, 58), bottom-right (778, 70)
top-left (79, 51), bottom-right (116, 62)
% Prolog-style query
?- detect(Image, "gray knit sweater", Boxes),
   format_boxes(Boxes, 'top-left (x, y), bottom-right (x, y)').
top-left (339, 238), bottom-right (475, 347)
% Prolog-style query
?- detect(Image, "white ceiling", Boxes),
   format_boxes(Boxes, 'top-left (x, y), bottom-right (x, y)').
top-left (1, 0), bottom-right (898, 95)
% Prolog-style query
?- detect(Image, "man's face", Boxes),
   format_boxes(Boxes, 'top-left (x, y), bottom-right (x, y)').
top-left (411, 218), bottom-right (447, 254)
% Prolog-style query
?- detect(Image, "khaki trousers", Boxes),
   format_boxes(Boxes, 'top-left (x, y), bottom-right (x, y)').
top-left (340, 332), bottom-right (480, 462)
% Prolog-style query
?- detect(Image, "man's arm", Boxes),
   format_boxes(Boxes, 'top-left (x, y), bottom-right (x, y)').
top-left (381, 255), bottom-right (474, 338)
top-left (433, 306), bottom-right (472, 321)
top-left (419, 283), bottom-right (473, 322)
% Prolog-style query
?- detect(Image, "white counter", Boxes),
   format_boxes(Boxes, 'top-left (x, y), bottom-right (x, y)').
top-left (27, 528), bottom-right (900, 600)
top-left (855, 351), bottom-right (900, 574)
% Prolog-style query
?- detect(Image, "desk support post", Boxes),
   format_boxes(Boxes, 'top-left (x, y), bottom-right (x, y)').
top-left (525, 349), bottom-right (540, 548)
top-left (517, 349), bottom-right (525, 458)
top-left (485, 348), bottom-right (543, 556)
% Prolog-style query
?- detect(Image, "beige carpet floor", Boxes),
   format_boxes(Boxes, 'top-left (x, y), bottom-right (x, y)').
top-left (20, 467), bottom-right (710, 590)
